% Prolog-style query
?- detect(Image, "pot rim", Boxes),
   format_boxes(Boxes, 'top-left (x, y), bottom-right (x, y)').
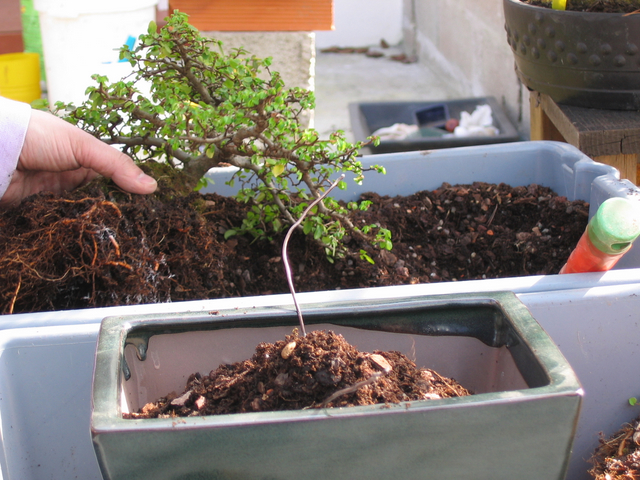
top-left (91, 291), bottom-right (583, 432)
top-left (504, 0), bottom-right (640, 19)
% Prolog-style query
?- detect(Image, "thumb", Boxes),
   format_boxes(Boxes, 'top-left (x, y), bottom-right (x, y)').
top-left (74, 132), bottom-right (157, 194)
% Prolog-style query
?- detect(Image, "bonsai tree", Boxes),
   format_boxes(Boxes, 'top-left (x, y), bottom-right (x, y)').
top-left (48, 12), bottom-right (391, 259)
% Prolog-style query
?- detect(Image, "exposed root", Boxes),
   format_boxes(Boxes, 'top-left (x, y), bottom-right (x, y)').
top-left (589, 416), bottom-right (640, 480)
top-left (0, 187), bottom-right (237, 313)
top-left (7, 273), bottom-right (20, 315)
top-left (322, 372), bottom-right (383, 408)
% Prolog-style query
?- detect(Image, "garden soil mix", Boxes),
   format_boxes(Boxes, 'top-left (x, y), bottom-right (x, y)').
top-left (0, 180), bottom-right (589, 315)
top-left (125, 329), bottom-right (472, 417)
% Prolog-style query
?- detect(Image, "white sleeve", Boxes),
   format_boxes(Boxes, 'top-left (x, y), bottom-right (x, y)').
top-left (0, 97), bottom-right (32, 200)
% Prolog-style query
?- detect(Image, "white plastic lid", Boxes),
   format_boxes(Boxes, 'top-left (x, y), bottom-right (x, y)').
top-left (33, 0), bottom-right (158, 18)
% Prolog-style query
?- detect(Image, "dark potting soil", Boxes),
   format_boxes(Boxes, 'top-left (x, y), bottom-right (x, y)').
top-left (124, 329), bottom-right (472, 418)
top-left (0, 181), bottom-right (589, 314)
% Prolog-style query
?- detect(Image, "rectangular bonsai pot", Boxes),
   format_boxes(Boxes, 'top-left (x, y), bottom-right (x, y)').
top-left (348, 96), bottom-right (521, 154)
top-left (91, 291), bottom-right (582, 480)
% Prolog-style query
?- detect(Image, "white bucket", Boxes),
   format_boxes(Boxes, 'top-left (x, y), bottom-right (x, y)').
top-left (33, 0), bottom-right (157, 106)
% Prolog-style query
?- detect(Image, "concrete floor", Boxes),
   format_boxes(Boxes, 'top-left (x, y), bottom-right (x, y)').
top-left (313, 47), bottom-right (465, 142)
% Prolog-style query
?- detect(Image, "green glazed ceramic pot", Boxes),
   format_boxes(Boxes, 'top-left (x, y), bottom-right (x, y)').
top-left (91, 291), bottom-right (582, 480)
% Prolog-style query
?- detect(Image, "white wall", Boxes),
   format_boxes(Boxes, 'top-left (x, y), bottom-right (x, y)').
top-left (315, 0), bottom-right (403, 49)
top-left (403, 0), bottom-right (529, 138)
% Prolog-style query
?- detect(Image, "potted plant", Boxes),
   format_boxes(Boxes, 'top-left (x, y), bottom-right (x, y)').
top-left (503, 0), bottom-right (640, 110)
top-left (91, 289), bottom-right (582, 480)
top-left (6, 10), bottom-right (639, 315)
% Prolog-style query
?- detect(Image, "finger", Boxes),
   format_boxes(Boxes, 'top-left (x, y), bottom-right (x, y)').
top-left (21, 109), bottom-right (157, 195)
top-left (72, 131), bottom-right (157, 194)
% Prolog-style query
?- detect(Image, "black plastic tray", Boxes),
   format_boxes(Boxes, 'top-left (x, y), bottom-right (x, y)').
top-left (349, 97), bottom-right (521, 154)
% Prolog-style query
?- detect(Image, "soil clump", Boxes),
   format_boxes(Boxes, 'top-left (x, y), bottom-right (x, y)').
top-left (124, 329), bottom-right (472, 418)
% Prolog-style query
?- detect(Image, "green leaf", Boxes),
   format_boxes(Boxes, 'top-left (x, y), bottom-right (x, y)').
top-left (193, 177), bottom-right (208, 192)
top-left (30, 98), bottom-right (49, 110)
top-left (630, 397), bottom-right (638, 406)
top-left (302, 220), bottom-right (313, 235)
top-left (359, 250), bottom-right (375, 264)
top-left (194, 177), bottom-right (214, 192)
top-left (147, 21), bottom-right (157, 35)
top-left (224, 229), bottom-right (237, 240)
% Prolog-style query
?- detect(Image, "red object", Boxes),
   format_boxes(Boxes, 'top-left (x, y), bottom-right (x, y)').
top-left (445, 118), bottom-right (459, 132)
top-left (559, 231), bottom-right (623, 274)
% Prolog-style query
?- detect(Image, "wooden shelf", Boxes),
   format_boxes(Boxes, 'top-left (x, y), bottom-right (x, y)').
top-left (530, 91), bottom-right (640, 185)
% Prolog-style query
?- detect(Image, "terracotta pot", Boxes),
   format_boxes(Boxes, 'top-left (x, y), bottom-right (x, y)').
top-left (503, 0), bottom-right (640, 110)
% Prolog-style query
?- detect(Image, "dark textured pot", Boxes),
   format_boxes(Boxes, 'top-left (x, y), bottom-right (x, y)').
top-left (503, 0), bottom-right (640, 110)
top-left (91, 292), bottom-right (582, 480)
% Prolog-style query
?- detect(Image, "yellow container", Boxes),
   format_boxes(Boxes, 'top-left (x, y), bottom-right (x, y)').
top-left (0, 52), bottom-right (42, 104)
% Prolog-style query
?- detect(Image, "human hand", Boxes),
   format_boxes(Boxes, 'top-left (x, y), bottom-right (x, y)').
top-left (0, 108), bottom-right (157, 206)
